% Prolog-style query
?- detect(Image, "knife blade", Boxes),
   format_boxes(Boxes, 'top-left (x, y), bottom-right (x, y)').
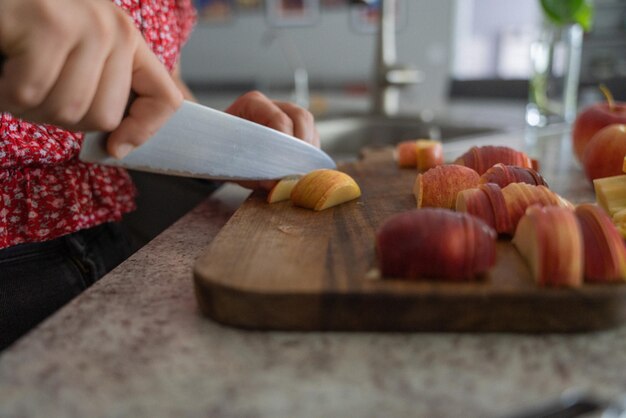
top-left (79, 100), bottom-right (336, 180)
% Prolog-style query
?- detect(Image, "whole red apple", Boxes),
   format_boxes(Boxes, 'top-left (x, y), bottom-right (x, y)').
top-left (582, 124), bottom-right (626, 181)
top-left (573, 103), bottom-right (626, 163)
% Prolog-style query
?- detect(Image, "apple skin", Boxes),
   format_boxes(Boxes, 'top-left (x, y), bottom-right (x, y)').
top-left (573, 103), bottom-right (626, 163)
top-left (395, 140), bottom-right (418, 168)
top-left (513, 206), bottom-right (583, 288)
top-left (413, 164), bottom-right (480, 209)
top-left (290, 169), bottom-right (361, 211)
top-left (453, 146), bottom-right (533, 175)
top-left (456, 187), bottom-right (496, 230)
top-left (582, 124), bottom-right (626, 182)
top-left (415, 139), bottom-right (444, 172)
top-left (395, 139), bottom-right (444, 171)
top-left (376, 208), bottom-right (497, 281)
top-left (480, 164), bottom-right (548, 188)
top-left (575, 203), bottom-right (626, 283)
top-left (457, 183), bottom-right (571, 235)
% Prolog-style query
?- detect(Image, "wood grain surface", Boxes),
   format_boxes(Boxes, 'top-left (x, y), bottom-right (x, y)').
top-left (193, 148), bottom-right (626, 332)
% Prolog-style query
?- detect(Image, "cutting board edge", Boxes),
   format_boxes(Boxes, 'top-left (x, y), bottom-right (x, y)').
top-left (193, 270), bottom-right (626, 333)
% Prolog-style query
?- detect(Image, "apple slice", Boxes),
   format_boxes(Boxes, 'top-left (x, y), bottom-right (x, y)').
top-left (513, 206), bottom-right (583, 287)
top-left (291, 169), bottom-right (361, 211)
top-left (575, 203), bottom-right (626, 283)
top-left (456, 187), bottom-right (496, 230)
top-left (376, 208), bottom-right (497, 281)
top-left (413, 164), bottom-right (480, 209)
top-left (454, 145), bottom-right (534, 175)
top-left (394, 139), bottom-right (444, 171)
top-left (593, 174), bottom-right (626, 216)
top-left (267, 175), bottom-right (302, 203)
top-left (415, 139), bottom-right (444, 172)
top-left (394, 140), bottom-right (418, 168)
top-left (613, 208), bottom-right (626, 239)
top-left (479, 164), bottom-right (548, 188)
top-left (502, 183), bottom-right (572, 234)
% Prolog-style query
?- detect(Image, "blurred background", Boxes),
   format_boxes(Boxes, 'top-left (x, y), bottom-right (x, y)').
top-left (181, 0), bottom-right (626, 110)
top-left (124, 0), bottom-right (626, 249)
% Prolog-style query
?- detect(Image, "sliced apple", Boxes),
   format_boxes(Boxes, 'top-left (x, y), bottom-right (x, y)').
top-left (394, 139), bottom-right (443, 171)
top-left (456, 187), bottom-right (496, 230)
top-left (513, 206), bottom-right (583, 287)
top-left (479, 163), bottom-right (548, 188)
top-left (613, 208), bottom-right (626, 239)
top-left (501, 183), bottom-right (572, 234)
top-left (376, 208), bottom-right (497, 281)
top-left (453, 145), bottom-right (534, 175)
top-left (413, 164), bottom-right (480, 209)
top-left (394, 140), bottom-right (418, 168)
top-left (267, 175), bottom-right (302, 203)
top-left (593, 174), bottom-right (626, 216)
top-left (290, 169), bottom-right (361, 211)
top-left (415, 139), bottom-right (444, 172)
top-left (575, 203), bottom-right (626, 283)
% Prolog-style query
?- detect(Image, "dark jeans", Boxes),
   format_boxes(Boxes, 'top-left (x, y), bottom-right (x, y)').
top-left (0, 222), bottom-right (133, 351)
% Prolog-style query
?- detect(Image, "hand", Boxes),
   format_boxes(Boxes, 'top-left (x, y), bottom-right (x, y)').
top-left (0, 0), bottom-right (183, 159)
top-left (225, 91), bottom-right (320, 191)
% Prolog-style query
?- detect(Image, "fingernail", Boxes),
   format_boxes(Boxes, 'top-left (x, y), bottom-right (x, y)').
top-left (114, 143), bottom-right (135, 159)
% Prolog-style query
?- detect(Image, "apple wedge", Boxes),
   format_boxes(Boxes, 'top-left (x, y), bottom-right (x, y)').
top-left (413, 164), bottom-right (480, 209)
top-left (454, 145), bottom-right (534, 175)
top-left (479, 164), bottom-right (548, 188)
top-left (291, 169), bottom-right (361, 211)
top-left (267, 175), bottom-right (302, 203)
top-left (513, 206), bottom-right (583, 287)
top-left (394, 140), bottom-right (418, 168)
top-left (415, 139), bottom-right (444, 172)
top-left (376, 208), bottom-right (497, 281)
top-left (395, 139), bottom-right (443, 171)
top-left (593, 174), bottom-right (626, 216)
top-left (575, 203), bottom-right (626, 283)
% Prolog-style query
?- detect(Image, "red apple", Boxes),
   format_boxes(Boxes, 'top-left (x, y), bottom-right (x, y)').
top-left (582, 124), bottom-right (626, 182)
top-left (376, 208), bottom-right (497, 281)
top-left (413, 164), bottom-right (480, 209)
top-left (453, 146), bottom-right (533, 175)
top-left (513, 206), bottom-right (583, 287)
top-left (575, 203), bottom-right (626, 283)
top-left (573, 103), bottom-right (626, 163)
top-left (479, 164), bottom-right (548, 188)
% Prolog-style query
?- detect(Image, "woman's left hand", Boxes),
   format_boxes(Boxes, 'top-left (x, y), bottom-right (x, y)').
top-left (225, 90), bottom-right (320, 191)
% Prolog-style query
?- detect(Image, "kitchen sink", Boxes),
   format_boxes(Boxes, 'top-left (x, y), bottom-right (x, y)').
top-left (317, 114), bottom-right (502, 162)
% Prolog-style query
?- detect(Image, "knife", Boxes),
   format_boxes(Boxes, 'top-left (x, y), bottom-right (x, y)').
top-left (78, 100), bottom-right (336, 180)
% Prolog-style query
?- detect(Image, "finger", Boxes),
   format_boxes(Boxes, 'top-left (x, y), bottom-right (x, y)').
top-left (75, 46), bottom-right (133, 132)
top-left (106, 41), bottom-right (183, 159)
top-left (273, 101), bottom-right (317, 146)
top-left (20, 37), bottom-right (109, 127)
top-left (226, 91), bottom-right (294, 137)
top-left (0, 38), bottom-right (70, 114)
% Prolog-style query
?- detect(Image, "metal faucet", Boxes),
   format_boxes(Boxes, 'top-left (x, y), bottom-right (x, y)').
top-left (369, 0), bottom-right (423, 116)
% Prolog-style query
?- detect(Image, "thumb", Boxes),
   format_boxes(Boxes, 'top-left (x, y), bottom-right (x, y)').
top-left (106, 40), bottom-right (183, 159)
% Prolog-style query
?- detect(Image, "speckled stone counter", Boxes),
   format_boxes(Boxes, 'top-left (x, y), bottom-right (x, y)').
top-left (2, 126), bottom-right (626, 418)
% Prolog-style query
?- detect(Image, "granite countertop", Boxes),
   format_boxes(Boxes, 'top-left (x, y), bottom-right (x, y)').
top-left (2, 110), bottom-right (626, 417)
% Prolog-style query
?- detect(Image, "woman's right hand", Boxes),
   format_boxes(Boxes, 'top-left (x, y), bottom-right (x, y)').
top-left (0, 0), bottom-right (183, 159)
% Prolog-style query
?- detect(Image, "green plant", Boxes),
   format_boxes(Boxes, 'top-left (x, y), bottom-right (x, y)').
top-left (540, 0), bottom-right (594, 32)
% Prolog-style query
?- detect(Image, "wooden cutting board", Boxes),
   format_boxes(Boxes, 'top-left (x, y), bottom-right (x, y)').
top-left (193, 149), bottom-right (626, 332)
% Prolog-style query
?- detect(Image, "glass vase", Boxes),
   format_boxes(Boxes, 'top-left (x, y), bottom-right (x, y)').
top-left (526, 22), bottom-right (583, 127)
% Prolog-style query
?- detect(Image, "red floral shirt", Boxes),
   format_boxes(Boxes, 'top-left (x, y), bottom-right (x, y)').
top-left (0, 0), bottom-right (196, 249)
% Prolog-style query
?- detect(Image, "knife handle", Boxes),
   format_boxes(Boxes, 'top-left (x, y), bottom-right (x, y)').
top-left (0, 52), bottom-right (5, 76)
